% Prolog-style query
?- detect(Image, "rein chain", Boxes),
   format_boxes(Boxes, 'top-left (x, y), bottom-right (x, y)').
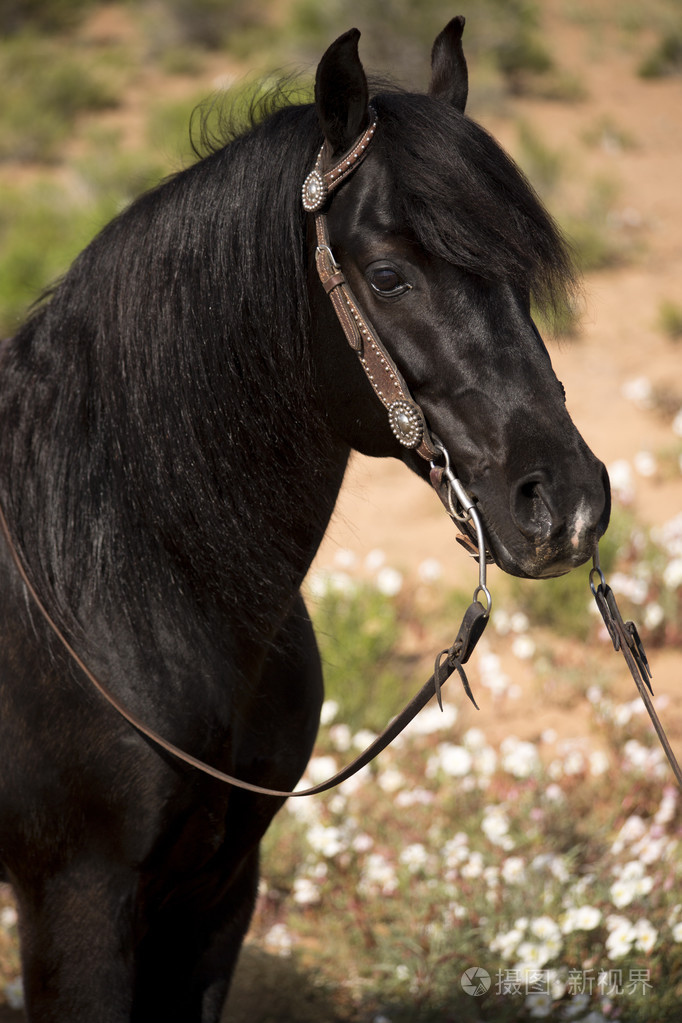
top-left (0, 114), bottom-right (679, 794)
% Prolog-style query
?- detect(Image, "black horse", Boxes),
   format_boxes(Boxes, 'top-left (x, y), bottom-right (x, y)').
top-left (0, 19), bottom-right (609, 1022)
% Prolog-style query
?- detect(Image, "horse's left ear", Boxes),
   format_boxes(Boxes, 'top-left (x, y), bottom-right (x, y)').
top-left (429, 16), bottom-right (468, 112)
top-left (315, 28), bottom-right (370, 157)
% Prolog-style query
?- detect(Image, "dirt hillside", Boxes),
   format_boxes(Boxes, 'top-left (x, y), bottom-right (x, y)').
top-left (312, 6), bottom-right (682, 752)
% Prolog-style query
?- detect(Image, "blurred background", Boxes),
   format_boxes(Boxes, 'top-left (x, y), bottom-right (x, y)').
top-left (0, 1), bottom-right (681, 1020)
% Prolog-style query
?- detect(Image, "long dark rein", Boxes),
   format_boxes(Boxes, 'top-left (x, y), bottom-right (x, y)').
top-left (1, 115), bottom-right (679, 795)
top-left (0, 490), bottom-right (489, 797)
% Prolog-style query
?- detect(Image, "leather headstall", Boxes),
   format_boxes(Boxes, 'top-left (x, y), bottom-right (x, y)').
top-left (302, 111), bottom-right (437, 464)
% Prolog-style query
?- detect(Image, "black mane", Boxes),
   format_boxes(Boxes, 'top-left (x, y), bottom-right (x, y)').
top-left (373, 91), bottom-right (577, 317)
top-left (1, 98), bottom-right (330, 651)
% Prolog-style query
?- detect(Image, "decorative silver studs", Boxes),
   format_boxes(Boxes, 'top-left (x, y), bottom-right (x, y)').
top-left (302, 169), bottom-right (327, 212)
top-left (388, 400), bottom-right (423, 449)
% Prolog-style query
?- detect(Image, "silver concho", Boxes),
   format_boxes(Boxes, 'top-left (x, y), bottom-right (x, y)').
top-left (388, 400), bottom-right (423, 449)
top-left (301, 169), bottom-right (327, 212)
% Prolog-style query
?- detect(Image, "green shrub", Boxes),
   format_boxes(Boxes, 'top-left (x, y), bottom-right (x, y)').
top-left (0, 35), bottom-right (121, 163)
top-left (639, 27), bottom-right (682, 78)
top-left (1, 0), bottom-right (96, 35)
top-left (0, 181), bottom-right (117, 334)
top-left (163, 0), bottom-right (269, 50)
top-left (308, 577), bottom-right (405, 733)
top-left (657, 299), bottom-right (682, 341)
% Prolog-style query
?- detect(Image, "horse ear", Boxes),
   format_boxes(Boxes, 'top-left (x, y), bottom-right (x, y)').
top-left (315, 28), bottom-right (370, 157)
top-left (429, 16), bottom-right (469, 113)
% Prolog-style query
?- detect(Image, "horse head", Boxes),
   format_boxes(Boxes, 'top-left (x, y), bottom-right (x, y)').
top-left (308, 19), bottom-right (610, 580)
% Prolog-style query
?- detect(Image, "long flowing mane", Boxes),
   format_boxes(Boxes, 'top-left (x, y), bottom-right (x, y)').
top-left (373, 91), bottom-right (577, 317)
top-left (0, 97), bottom-right (331, 649)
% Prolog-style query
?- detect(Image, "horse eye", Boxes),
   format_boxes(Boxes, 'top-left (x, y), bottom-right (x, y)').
top-left (367, 265), bottom-right (411, 297)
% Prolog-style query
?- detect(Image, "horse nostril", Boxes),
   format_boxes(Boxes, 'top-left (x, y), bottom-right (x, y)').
top-left (511, 473), bottom-right (560, 542)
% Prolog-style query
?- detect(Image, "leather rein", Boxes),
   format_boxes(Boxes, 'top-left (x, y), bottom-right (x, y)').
top-left (1, 112), bottom-right (679, 794)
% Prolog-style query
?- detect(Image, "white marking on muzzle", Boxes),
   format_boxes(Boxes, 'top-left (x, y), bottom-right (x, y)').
top-left (570, 497), bottom-right (592, 550)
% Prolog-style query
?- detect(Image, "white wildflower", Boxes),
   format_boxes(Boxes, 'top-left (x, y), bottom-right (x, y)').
top-left (531, 916), bottom-right (562, 944)
top-left (609, 878), bottom-right (639, 909)
top-left (605, 920), bottom-right (636, 959)
top-left (406, 700), bottom-right (457, 736)
top-left (664, 558), bottom-right (682, 590)
top-left (394, 787), bottom-right (434, 807)
top-left (376, 565), bottom-right (403, 596)
top-left (672, 922), bottom-right (682, 942)
top-left (329, 722), bottom-right (352, 752)
top-left (378, 767), bottom-right (405, 793)
top-left (644, 602), bottom-right (665, 630)
top-left (333, 548), bottom-right (357, 569)
top-left (442, 833), bottom-right (470, 868)
top-left (516, 940), bottom-right (553, 968)
top-left (461, 851), bottom-right (485, 878)
top-left (462, 727), bottom-right (486, 750)
top-left (524, 990), bottom-right (553, 1017)
top-left (400, 843), bottom-right (429, 872)
top-left (477, 647), bottom-right (510, 697)
top-left (292, 877), bottom-right (320, 906)
top-left (365, 548), bottom-right (385, 571)
top-left (655, 786), bottom-right (678, 825)
top-left (563, 749), bottom-right (586, 775)
top-left (562, 905), bottom-right (602, 933)
top-left (612, 815), bottom-right (647, 853)
top-left (483, 865), bottom-right (499, 888)
top-left (319, 699), bottom-right (339, 725)
top-left (637, 834), bottom-right (668, 865)
top-left (305, 755), bottom-right (337, 785)
top-left (264, 923), bottom-right (293, 956)
top-left (360, 853), bottom-right (398, 895)
top-left (353, 728), bottom-right (378, 751)
top-left (633, 918), bottom-right (657, 953)
top-left (306, 823), bottom-right (347, 858)
top-left (501, 856), bottom-right (526, 884)
top-left (621, 376), bottom-right (652, 407)
top-left (490, 926), bottom-right (525, 959)
top-left (500, 736), bottom-right (540, 778)
top-left (417, 557), bottom-right (442, 583)
top-left (608, 459), bottom-right (635, 504)
top-left (473, 744), bottom-right (497, 778)
top-left (427, 743), bottom-right (472, 778)
top-left (510, 611), bottom-right (530, 633)
top-left (492, 608), bottom-right (511, 635)
top-left (0, 906), bottom-right (18, 929)
top-left (589, 750), bottom-right (610, 776)
top-left (634, 450), bottom-right (657, 477)
top-left (610, 571), bottom-right (648, 604)
top-left (481, 805), bottom-right (512, 848)
top-left (352, 832), bottom-right (373, 853)
top-left (512, 635), bottom-right (536, 659)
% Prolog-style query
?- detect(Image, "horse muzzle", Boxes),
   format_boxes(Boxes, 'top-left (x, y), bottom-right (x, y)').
top-left (474, 461), bottom-right (611, 579)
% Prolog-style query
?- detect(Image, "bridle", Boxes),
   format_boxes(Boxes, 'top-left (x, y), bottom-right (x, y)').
top-left (1, 113), bottom-right (679, 795)
top-left (302, 110), bottom-right (494, 569)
